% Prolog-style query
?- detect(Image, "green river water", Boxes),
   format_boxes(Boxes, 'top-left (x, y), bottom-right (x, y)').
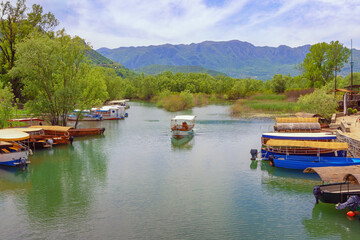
top-left (0, 102), bottom-right (360, 239)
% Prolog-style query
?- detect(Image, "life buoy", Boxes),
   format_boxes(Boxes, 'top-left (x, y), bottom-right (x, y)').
top-left (65, 131), bottom-right (70, 137)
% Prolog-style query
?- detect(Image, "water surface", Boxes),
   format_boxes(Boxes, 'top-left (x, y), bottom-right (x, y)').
top-left (0, 102), bottom-right (359, 239)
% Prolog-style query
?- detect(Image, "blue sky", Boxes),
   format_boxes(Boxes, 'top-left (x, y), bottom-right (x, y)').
top-left (26, 0), bottom-right (360, 49)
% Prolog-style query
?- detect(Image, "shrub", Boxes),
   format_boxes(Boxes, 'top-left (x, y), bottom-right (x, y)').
top-left (353, 109), bottom-right (358, 114)
top-left (348, 108), bottom-right (353, 114)
top-left (297, 89), bottom-right (338, 119)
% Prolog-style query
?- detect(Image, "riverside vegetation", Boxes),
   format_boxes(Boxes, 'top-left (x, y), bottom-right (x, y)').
top-left (0, 0), bottom-right (356, 128)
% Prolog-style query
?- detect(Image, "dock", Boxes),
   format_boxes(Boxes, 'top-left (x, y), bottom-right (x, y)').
top-left (334, 113), bottom-right (360, 157)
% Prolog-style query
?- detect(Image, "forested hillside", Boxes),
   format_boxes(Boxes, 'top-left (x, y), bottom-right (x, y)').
top-left (135, 65), bottom-right (227, 77)
top-left (97, 40), bottom-right (360, 80)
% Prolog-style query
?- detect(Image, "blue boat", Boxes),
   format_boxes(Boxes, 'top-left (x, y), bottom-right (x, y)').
top-left (262, 139), bottom-right (348, 160)
top-left (270, 155), bottom-right (360, 170)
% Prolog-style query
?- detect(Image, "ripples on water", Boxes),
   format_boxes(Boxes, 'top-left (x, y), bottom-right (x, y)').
top-left (0, 103), bottom-right (359, 239)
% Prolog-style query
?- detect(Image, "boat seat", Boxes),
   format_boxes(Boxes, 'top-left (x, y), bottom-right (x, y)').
top-left (9, 147), bottom-right (18, 152)
top-left (2, 148), bottom-right (10, 153)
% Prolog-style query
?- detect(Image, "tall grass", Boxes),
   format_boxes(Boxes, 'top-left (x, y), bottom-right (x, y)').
top-left (252, 94), bottom-right (286, 101)
top-left (244, 100), bottom-right (302, 112)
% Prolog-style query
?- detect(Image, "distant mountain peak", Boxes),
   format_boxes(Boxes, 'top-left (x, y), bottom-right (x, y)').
top-left (97, 40), bottom-right (359, 79)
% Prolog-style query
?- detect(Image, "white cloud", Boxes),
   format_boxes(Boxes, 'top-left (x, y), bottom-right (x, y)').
top-left (26, 0), bottom-right (360, 49)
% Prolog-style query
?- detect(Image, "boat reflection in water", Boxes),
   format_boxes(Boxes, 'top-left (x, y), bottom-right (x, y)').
top-left (303, 203), bottom-right (360, 239)
top-left (171, 135), bottom-right (194, 150)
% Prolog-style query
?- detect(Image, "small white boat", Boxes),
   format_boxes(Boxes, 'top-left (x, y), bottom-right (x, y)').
top-left (107, 99), bottom-right (130, 109)
top-left (0, 129), bottom-right (30, 167)
top-left (171, 115), bottom-right (196, 138)
top-left (68, 110), bottom-right (103, 121)
top-left (92, 105), bottom-right (126, 120)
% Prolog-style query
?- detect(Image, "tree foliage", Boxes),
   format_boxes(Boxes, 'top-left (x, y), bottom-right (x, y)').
top-left (9, 31), bottom-right (107, 126)
top-left (297, 88), bottom-right (338, 119)
top-left (300, 41), bottom-right (350, 87)
top-left (0, 0), bottom-right (58, 100)
top-left (0, 82), bottom-right (14, 128)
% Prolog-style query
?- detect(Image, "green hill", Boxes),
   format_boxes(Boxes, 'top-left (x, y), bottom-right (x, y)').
top-left (86, 48), bottom-right (136, 78)
top-left (97, 40), bottom-right (360, 80)
top-left (135, 64), bottom-right (227, 77)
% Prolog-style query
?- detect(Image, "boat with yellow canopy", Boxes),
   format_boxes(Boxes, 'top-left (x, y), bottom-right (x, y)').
top-left (262, 138), bottom-right (348, 159)
top-left (0, 129), bottom-right (30, 167)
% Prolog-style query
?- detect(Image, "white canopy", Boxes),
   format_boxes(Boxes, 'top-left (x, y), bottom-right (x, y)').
top-left (0, 129), bottom-right (29, 141)
top-left (172, 115), bottom-right (196, 121)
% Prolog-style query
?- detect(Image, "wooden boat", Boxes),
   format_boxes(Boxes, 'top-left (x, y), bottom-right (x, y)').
top-left (68, 128), bottom-right (105, 137)
top-left (261, 133), bottom-right (339, 159)
top-left (28, 126), bottom-right (70, 145)
top-left (171, 115), bottom-right (196, 138)
top-left (270, 155), bottom-right (360, 170)
top-left (0, 129), bottom-right (30, 167)
top-left (68, 110), bottom-right (103, 121)
top-left (262, 139), bottom-right (348, 159)
top-left (8, 117), bottom-right (44, 127)
top-left (29, 125), bottom-right (104, 138)
top-left (314, 182), bottom-right (360, 204)
top-left (12, 128), bottom-right (53, 149)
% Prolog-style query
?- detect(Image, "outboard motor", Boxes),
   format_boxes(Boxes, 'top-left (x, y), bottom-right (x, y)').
top-left (20, 157), bottom-right (27, 170)
top-left (250, 149), bottom-right (258, 160)
top-left (268, 155), bottom-right (275, 166)
top-left (313, 185), bottom-right (322, 204)
top-left (46, 138), bottom-right (54, 147)
top-left (336, 195), bottom-right (360, 211)
top-left (69, 136), bottom-right (74, 145)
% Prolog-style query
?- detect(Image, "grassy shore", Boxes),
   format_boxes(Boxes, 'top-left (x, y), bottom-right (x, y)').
top-left (230, 93), bottom-right (304, 117)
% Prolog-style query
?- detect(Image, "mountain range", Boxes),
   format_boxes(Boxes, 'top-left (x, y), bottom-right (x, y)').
top-left (97, 40), bottom-right (360, 80)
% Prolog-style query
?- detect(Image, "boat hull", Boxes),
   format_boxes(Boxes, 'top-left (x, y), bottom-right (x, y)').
top-left (171, 129), bottom-right (194, 138)
top-left (261, 149), bottom-right (347, 159)
top-left (317, 182), bottom-right (360, 204)
top-left (0, 151), bottom-right (28, 167)
top-left (68, 128), bottom-right (105, 137)
top-left (272, 156), bottom-right (360, 170)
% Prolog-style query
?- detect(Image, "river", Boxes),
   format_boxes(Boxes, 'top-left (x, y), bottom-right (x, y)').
top-left (0, 102), bottom-right (359, 239)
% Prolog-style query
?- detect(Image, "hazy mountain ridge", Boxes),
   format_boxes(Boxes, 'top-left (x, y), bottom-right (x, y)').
top-left (97, 40), bottom-right (359, 79)
top-left (135, 64), bottom-right (227, 77)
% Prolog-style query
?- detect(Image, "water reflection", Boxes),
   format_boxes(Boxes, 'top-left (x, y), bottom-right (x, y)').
top-left (255, 161), bottom-right (321, 195)
top-left (0, 166), bottom-right (31, 192)
top-left (20, 138), bottom-right (108, 238)
top-left (171, 135), bottom-right (194, 150)
top-left (303, 203), bottom-right (360, 238)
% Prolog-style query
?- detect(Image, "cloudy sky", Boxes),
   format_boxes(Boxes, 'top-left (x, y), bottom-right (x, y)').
top-left (26, 0), bottom-right (360, 50)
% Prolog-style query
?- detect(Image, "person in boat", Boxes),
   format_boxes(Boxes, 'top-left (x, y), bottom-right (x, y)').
top-left (182, 121), bottom-right (188, 130)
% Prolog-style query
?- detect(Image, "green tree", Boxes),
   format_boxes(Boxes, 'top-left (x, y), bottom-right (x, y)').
top-left (10, 31), bottom-right (99, 126)
top-left (0, 82), bottom-right (14, 128)
top-left (271, 74), bottom-right (288, 93)
top-left (0, 0), bottom-right (58, 99)
top-left (300, 41), bottom-right (350, 87)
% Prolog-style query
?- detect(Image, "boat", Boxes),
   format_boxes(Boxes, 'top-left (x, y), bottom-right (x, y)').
top-left (313, 182), bottom-right (360, 204)
top-left (261, 132), bottom-right (339, 159)
top-left (29, 126), bottom-right (71, 145)
top-left (269, 155), bottom-right (360, 170)
top-left (92, 105), bottom-right (125, 120)
top-left (8, 117), bottom-right (44, 127)
top-left (68, 110), bottom-right (103, 121)
top-left (107, 99), bottom-right (130, 109)
top-left (68, 128), bottom-right (105, 137)
top-left (171, 115), bottom-right (196, 138)
top-left (261, 132), bottom-right (337, 141)
top-left (0, 129), bottom-right (30, 167)
top-left (262, 139), bottom-right (348, 159)
top-left (12, 128), bottom-right (53, 149)
top-left (29, 125), bottom-right (105, 138)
